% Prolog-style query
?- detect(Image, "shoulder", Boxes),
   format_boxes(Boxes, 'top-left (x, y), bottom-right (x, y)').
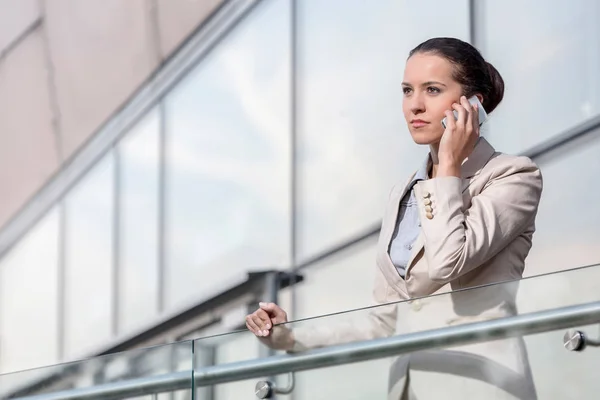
top-left (483, 152), bottom-right (541, 181)
top-left (479, 152), bottom-right (543, 196)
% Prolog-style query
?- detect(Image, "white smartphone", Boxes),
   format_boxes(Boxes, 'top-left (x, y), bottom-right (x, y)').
top-left (441, 96), bottom-right (488, 129)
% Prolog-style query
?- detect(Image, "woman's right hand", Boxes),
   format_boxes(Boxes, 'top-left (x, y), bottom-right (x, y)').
top-left (245, 302), bottom-right (294, 351)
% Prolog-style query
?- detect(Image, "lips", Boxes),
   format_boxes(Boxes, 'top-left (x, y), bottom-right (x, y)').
top-left (411, 119), bottom-right (429, 128)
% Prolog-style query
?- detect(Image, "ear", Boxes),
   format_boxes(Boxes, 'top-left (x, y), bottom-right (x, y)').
top-left (475, 93), bottom-right (484, 104)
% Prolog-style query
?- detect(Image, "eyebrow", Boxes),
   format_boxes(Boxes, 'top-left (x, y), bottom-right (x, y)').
top-left (401, 81), bottom-right (447, 87)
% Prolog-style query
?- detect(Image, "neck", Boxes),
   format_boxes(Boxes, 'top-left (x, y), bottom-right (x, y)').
top-left (429, 142), bottom-right (440, 178)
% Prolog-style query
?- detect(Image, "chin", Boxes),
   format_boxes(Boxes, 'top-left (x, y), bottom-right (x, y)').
top-left (409, 129), bottom-right (442, 145)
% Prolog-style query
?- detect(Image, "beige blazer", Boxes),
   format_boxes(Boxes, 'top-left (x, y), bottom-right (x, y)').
top-left (289, 138), bottom-right (543, 398)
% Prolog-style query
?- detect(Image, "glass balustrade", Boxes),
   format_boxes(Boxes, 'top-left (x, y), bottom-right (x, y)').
top-left (195, 263), bottom-right (600, 399)
top-left (0, 341), bottom-right (194, 400)
top-left (2, 264), bottom-right (600, 399)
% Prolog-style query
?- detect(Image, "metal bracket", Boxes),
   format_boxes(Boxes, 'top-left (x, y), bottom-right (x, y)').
top-left (255, 373), bottom-right (295, 399)
top-left (563, 329), bottom-right (600, 352)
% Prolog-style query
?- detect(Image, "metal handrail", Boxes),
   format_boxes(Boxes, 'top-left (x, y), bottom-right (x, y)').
top-left (13, 300), bottom-right (600, 400)
top-left (10, 371), bottom-right (191, 400)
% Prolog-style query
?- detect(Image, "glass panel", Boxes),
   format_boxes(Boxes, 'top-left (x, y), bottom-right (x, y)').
top-left (118, 109), bottom-right (160, 334)
top-left (525, 128), bottom-right (600, 276)
top-left (283, 263), bottom-right (600, 342)
top-left (293, 358), bottom-right (390, 400)
top-left (192, 264), bottom-right (600, 398)
top-left (283, 264), bottom-right (600, 399)
top-left (193, 330), bottom-right (273, 399)
top-left (64, 153), bottom-right (115, 359)
top-left (296, 0), bottom-right (470, 260)
top-left (480, 0), bottom-right (600, 153)
top-left (7, 262), bottom-right (597, 400)
top-left (524, 324), bottom-right (600, 399)
top-left (287, 324), bottom-right (600, 400)
top-left (0, 341), bottom-right (194, 400)
top-left (164, 0), bottom-right (291, 310)
top-left (212, 333), bottom-right (261, 399)
top-left (0, 208), bottom-right (60, 374)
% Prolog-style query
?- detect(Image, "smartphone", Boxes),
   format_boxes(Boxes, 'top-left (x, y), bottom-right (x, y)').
top-left (441, 96), bottom-right (488, 129)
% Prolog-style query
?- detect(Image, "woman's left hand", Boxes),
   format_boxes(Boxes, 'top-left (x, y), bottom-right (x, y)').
top-left (438, 96), bottom-right (480, 177)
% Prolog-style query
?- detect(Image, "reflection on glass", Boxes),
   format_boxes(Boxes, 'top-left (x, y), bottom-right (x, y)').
top-left (480, 0), bottom-right (600, 153)
top-left (118, 109), bottom-right (160, 334)
top-left (283, 264), bottom-right (600, 342)
top-left (296, 0), bottom-right (470, 260)
top-left (187, 265), bottom-right (600, 398)
top-left (164, 0), bottom-right (291, 310)
top-left (287, 324), bottom-right (600, 400)
top-left (526, 129), bottom-right (600, 276)
top-left (0, 208), bottom-right (60, 374)
top-left (1, 265), bottom-right (596, 399)
top-left (281, 265), bottom-right (600, 399)
top-left (295, 358), bottom-right (395, 400)
top-left (0, 341), bottom-right (194, 399)
top-left (64, 153), bottom-right (115, 359)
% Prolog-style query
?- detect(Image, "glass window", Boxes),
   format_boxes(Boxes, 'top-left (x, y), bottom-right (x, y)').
top-left (296, 0), bottom-right (471, 260)
top-left (164, 0), bottom-right (291, 310)
top-left (290, 236), bottom-right (379, 320)
top-left (479, 0), bottom-right (600, 154)
top-left (64, 153), bottom-right (115, 359)
top-left (117, 109), bottom-right (160, 334)
top-left (0, 207), bottom-right (59, 373)
top-left (525, 128), bottom-right (600, 276)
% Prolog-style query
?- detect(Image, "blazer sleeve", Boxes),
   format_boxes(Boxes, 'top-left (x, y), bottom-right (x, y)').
top-left (413, 156), bottom-right (543, 284)
top-left (289, 266), bottom-right (399, 352)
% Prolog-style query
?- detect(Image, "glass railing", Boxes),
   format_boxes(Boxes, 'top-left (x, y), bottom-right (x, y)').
top-left (3, 264), bottom-right (600, 399)
top-left (197, 263), bottom-right (600, 399)
top-left (0, 341), bottom-right (194, 399)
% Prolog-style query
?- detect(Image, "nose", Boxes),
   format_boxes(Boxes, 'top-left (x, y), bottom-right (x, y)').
top-left (409, 92), bottom-right (425, 115)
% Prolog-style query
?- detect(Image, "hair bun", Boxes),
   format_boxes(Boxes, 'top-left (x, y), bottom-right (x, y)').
top-left (485, 62), bottom-right (505, 113)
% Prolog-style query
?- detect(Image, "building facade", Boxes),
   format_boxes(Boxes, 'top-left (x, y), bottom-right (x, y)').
top-left (0, 0), bottom-right (599, 398)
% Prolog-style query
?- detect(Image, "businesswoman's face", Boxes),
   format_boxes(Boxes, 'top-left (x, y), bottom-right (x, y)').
top-left (401, 53), bottom-right (464, 145)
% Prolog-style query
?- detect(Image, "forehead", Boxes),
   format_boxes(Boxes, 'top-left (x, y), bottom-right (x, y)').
top-left (403, 53), bottom-right (454, 83)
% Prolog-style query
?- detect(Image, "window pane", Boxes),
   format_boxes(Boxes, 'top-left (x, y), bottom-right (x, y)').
top-left (480, 0), bottom-right (600, 153)
top-left (64, 153), bottom-right (114, 358)
top-left (164, 0), bottom-right (291, 310)
top-left (291, 236), bottom-right (379, 320)
top-left (296, 0), bottom-right (470, 260)
top-left (526, 129), bottom-right (600, 276)
top-left (0, 208), bottom-right (59, 373)
top-left (118, 109), bottom-right (160, 334)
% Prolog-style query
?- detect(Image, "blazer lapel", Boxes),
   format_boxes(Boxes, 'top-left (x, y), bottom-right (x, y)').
top-left (382, 173), bottom-right (416, 248)
top-left (406, 230), bottom-right (425, 271)
top-left (405, 138), bottom-right (497, 275)
top-left (460, 137), bottom-right (496, 190)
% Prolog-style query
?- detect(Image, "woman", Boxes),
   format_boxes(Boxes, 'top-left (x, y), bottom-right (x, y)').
top-left (246, 37), bottom-right (543, 399)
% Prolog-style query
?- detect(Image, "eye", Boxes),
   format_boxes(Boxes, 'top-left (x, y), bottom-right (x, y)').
top-left (402, 87), bottom-right (412, 95)
top-left (427, 86), bottom-right (441, 94)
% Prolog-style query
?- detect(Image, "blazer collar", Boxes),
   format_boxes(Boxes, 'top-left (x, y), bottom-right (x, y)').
top-left (460, 137), bottom-right (496, 179)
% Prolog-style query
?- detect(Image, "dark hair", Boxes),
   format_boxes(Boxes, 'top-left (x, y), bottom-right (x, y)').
top-left (409, 37), bottom-right (505, 114)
